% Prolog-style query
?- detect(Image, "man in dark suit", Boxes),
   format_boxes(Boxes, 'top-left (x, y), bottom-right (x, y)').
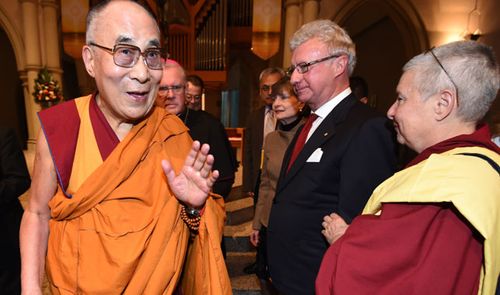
top-left (157, 60), bottom-right (237, 200)
top-left (0, 126), bottom-right (31, 294)
top-left (243, 67), bottom-right (285, 198)
top-left (267, 20), bottom-right (397, 294)
top-left (243, 67), bottom-right (284, 275)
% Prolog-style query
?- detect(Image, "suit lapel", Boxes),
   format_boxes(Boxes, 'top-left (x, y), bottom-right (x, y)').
top-left (275, 94), bottom-right (359, 194)
top-left (276, 124), bottom-right (302, 189)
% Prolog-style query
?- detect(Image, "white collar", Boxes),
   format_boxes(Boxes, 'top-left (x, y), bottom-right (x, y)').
top-left (313, 88), bottom-right (352, 119)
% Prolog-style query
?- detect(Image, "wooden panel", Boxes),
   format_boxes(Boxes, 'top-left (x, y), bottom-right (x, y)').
top-left (226, 127), bottom-right (244, 148)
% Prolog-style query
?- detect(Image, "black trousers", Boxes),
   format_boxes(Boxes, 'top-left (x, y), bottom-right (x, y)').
top-left (256, 226), bottom-right (270, 279)
top-left (0, 202), bottom-right (23, 295)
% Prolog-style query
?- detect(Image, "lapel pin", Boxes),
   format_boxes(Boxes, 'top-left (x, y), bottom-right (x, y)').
top-left (324, 132), bottom-right (328, 137)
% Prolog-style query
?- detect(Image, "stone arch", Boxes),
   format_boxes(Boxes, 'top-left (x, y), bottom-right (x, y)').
top-left (323, 0), bottom-right (429, 114)
top-left (0, 5), bottom-right (26, 71)
top-left (0, 3), bottom-right (48, 150)
top-left (333, 0), bottom-right (429, 58)
top-left (0, 6), bottom-right (30, 146)
top-left (329, 0), bottom-right (427, 165)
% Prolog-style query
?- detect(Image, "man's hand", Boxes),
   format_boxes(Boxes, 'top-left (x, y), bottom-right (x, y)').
top-left (161, 141), bottom-right (219, 209)
top-left (249, 229), bottom-right (260, 247)
top-left (321, 213), bottom-right (349, 245)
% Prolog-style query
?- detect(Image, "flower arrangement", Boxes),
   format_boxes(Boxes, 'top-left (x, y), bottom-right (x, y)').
top-left (33, 67), bottom-right (63, 107)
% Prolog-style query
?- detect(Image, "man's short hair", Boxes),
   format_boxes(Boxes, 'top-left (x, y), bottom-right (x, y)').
top-left (259, 67), bottom-right (286, 82)
top-left (164, 59), bottom-right (186, 82)
top-left (404, 41), bottom-right (499, 123)
top-left (290, 19), bottom-right (356, 76)
top-left (86, 0), bottom-right (157, 43)
top-left (186, 74), bottom-right (204, 90)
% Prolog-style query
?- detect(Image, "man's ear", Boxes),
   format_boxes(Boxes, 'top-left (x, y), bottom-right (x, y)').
top-left (333, 55), bottom-right (349, 77)
top-left (82, 45), bottom-right (96, 78)
top-left (434, 89), bottom-right (455, 121)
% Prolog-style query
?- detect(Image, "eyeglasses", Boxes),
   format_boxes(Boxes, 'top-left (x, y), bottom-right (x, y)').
top-left (186, 94), bottom-right (202, 101)
top-left (260, 84), bottom-right (274, 92)
top-left (158, 85), bottom-right (184, 95)
top-left (89, 42), bottom-right (165, 70)
top-left (426, 47), bottom-right (459, 105)
top-left (287, 54), bottom-right (341, 76)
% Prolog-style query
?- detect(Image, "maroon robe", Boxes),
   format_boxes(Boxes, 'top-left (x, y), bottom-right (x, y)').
top-left (38, 94), bottom-right (119, 196)
top-left (316, 125), bottom-right (499, 295)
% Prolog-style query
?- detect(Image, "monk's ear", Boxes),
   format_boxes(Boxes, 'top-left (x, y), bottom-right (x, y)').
top-left (82, 45), bottom-right (96, 78)
top-left (434, 89), bottom-right (455, 121)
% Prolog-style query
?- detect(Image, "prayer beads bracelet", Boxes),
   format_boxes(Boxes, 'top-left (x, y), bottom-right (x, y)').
top-left (180, 206), bottom-right (201, 231)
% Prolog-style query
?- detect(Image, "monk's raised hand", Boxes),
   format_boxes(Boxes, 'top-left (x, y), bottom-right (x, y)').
top-left (161, 141), bottom-right (219, 209)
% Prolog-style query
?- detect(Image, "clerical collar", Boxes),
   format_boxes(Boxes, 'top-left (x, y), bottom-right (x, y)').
top-left (178, 108), bottom-right (190, 124)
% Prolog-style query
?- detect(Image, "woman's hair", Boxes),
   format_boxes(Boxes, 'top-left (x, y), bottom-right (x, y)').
top-left (271, 76), bottom-right (295, 99)
top-left (271, 76), bottom-right (310, 117)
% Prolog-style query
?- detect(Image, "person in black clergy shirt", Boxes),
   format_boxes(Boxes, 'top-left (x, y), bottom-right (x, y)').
top-left (267, 19), bottom-right (397, 295)
top-left (156, 59), bottom-right (237, 200)
top-left (185, 74), bottom-right (204, 111)
top-left (0, 126), bottom-right (31, 294)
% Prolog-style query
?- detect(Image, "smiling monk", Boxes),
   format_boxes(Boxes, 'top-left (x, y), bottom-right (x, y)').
top-left (19, 1), bottom-right (230, 294)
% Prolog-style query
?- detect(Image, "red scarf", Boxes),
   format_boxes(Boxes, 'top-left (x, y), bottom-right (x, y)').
top-left (407, 124), bottom-right (499, 167)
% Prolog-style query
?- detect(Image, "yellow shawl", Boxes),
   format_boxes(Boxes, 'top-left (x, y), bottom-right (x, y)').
top-left (364, 147), bottom-right (500, 295)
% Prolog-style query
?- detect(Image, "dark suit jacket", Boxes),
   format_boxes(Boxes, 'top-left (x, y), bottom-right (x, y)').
top-left (267, 94), bottom-right (397, 295)
top-left (243, 106), bottom-right (266, 194)
top-left (180, 109), bottom-right (237, 198)
top-left (0, 127), bottom-right (31, 293)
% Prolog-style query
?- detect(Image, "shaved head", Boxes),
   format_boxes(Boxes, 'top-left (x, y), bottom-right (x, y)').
top-left (86, 0), bottom-right (158, 44)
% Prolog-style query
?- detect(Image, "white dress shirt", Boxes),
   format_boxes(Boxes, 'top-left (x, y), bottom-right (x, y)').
top-left (306, 88), bottom-right (352, 142)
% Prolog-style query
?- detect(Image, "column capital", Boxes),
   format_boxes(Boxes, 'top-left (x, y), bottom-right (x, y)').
top-left (46, 66), bottom-right (64, 75)
top-left (41, 0), bottom-right (59, 9)
top-left (284, 0), bottom-right (301, 8)
top-left (18, 70), bottom-right (28, 84)
top-left (302, 0), bottom-right (320, 24)
top-left (24, 64), bottom-right (44, 72)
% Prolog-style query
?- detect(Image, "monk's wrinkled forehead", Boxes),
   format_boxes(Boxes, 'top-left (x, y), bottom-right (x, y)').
top-left (90, 1), bottom-right (160, 47)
